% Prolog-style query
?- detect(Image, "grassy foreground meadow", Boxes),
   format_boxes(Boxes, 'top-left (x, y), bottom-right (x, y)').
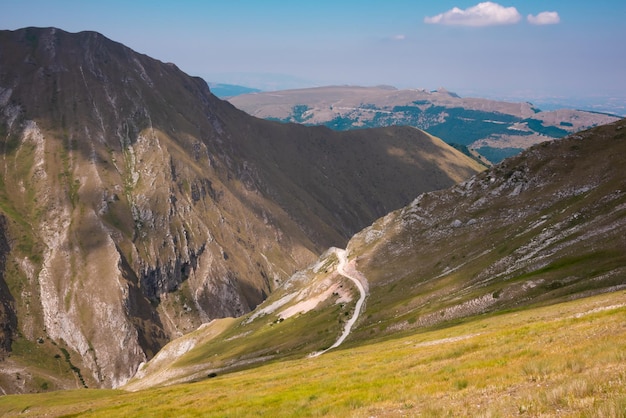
top-left (1, 290), bottom-right (625, 417)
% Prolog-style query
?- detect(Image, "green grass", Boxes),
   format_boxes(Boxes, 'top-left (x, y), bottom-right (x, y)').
top-left (174, 303), bottom-right (343, 370)
top-left (1, 290), bottom-right (624, 417)
top-left (170, 270), bottom-right (350, 372)
top-left (6, 339), bottom-right (81, 392)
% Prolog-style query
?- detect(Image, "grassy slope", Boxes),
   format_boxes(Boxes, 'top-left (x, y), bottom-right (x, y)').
top-left (0, 290), bottom-right (624, 417)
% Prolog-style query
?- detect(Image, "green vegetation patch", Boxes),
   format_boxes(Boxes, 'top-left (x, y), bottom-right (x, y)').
top-left (172, 283), bottom-right (350, 372)
top-left (524, 118), bottom-right (569, 137)
top-left (518, 250), bottom-right (625, 283)
top-left (424, 107), bottom-right (524, 145)
top-left (290, 105), bottom-right (313, 123)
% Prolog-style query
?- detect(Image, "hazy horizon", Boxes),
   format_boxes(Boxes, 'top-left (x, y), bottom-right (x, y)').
top-left (2, 1), bottom-right (625, 107)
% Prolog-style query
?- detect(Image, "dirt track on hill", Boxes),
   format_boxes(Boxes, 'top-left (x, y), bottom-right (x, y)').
top-left (310, 248), bottom-right (368, 357)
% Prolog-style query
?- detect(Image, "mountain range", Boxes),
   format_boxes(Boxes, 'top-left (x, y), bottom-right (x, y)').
top-left (0, 27), bottom-right (482, 391)
top-left (1, 90), bottom-right (624, 418)
top-left (125, 116), bottom-right (626, 391)
top-left (229, 85), bottom-right (620, 163)
top-left (0, 26), bottom-right (624, 416)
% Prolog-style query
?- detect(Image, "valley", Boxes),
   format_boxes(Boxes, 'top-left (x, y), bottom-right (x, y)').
top-left (119, 117), bottom-right (626, 395)
top-left (0, 26), bottom-right (624, 417)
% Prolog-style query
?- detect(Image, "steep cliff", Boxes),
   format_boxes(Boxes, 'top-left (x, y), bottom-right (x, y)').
top-left (0, 215), bottom-right (16, 357)
top-left (0, 27), bottom-right (483, 390)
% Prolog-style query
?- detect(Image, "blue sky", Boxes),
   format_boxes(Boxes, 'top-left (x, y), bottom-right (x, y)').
top-left (2, 1), bottom-right (625, 102)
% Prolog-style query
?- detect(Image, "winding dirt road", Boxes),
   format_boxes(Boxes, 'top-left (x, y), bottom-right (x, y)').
top-left (310, 248), bottom-right (368, 357)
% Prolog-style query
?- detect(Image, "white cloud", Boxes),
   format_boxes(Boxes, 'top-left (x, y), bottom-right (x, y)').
top-left (527, 11), bottom-right (560, 25)
top-left (391, 34), bottom-right (406, 41)
top-left (424, 2), bottom-right (522, 27)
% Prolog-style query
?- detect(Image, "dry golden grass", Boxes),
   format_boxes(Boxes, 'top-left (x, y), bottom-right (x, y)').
top-left (1, 290), bottom-right (624, 417)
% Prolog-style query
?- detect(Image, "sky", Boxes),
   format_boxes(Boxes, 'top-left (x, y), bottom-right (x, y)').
top-left (2, 1), bottom-right (625, 104)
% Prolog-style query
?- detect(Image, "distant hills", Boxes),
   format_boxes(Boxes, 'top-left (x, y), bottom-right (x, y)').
top-left (229, 85), bottom-right (621, 163)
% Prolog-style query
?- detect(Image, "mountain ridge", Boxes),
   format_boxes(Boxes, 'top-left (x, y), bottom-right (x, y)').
top-left (0, 27), bottom-right (483, 391)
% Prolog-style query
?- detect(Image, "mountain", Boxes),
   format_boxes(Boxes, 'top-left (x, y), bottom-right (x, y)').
top-left (229, 85), bottom-right (621, 163)
top-left (207, 83), bottom-right (261, 98)
top-left (0, 27), bottom-right (483, 392)
top-left (125, 118), bottom-right (626, 391)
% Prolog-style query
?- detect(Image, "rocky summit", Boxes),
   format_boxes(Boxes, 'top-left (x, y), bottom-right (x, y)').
top-left (0, 27), bottom-right (483, 391)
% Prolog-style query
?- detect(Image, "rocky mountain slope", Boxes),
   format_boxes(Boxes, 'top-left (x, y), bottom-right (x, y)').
top-left (126, 118), bottom-right (626, 390)
top-left (0, 27), bottom-right (483, 392)
top-left (229, 85), bottom-right (620, 163)
top-left (347, 119), bottom-right (626, 336)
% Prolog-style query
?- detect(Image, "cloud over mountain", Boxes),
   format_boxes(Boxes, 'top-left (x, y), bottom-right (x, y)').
top-left (527, 11), bottom-right (561, 25)
top-left (424, 2), bottom-right (521, 27)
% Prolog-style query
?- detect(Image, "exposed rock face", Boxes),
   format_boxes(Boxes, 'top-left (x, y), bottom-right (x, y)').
top-left (346, 119), bottom-right (626, 337)
top-left (0, 27), bottom-right (483, 390)
top-left (0, 215), bottom-right (16, 357)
